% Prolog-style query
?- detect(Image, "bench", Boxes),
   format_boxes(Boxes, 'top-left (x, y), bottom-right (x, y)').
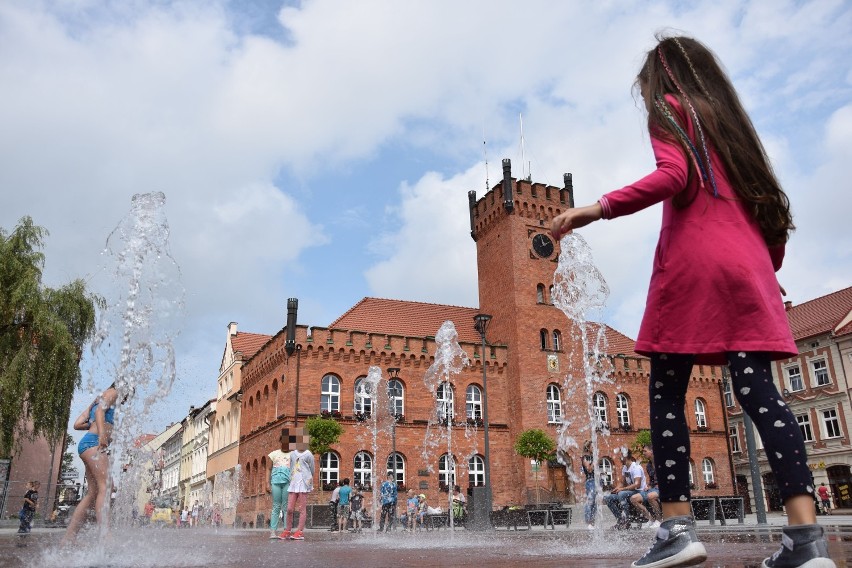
top-left (716, 497), bottom-right (744, 525)
top-left (526, 508), bottom-right (553, 529)
top-left (550, 507), bottom-right (572, 528)
top-left (425, 514), bottom-right (448, 530)
top-left (690, 498), bottom-right (717, 525)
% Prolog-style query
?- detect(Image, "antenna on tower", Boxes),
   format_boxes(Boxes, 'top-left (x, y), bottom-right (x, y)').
top-left (519, 113), bottom-right (531, 182)
top-left (483, 127), bottom-right (490, 191)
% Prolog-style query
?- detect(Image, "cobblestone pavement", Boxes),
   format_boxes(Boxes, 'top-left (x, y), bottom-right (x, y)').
top-left (3, 523), bottom-right (850, 567)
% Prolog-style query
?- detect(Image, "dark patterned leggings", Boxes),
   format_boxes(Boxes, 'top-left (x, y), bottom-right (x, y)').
top-left (649, 351), bottom-right (814, 504)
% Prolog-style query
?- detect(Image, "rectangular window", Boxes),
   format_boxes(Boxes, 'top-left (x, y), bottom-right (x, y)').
top-left (787, 365), bottom-right (804, 392)
top-left (823, 408), bottom-right (841, 439)
top-left (724, 381), bottom-right (734, 408)
top-left (812, 359), bottom-right (830, 386)
top-left (729, 425), bottom-right (740, 453)
top-left (797, 413), bottom-right (814, 442)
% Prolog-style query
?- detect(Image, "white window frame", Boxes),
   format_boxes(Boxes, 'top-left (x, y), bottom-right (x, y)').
top-left (616, 393), bottom-right (630, 427)
top-left (702, 458), bottom-right (715, 485)
top-left (468, 455), bottom-right (485, 487)
top-left (354, 376), bottom-right (372, 416)
top-left (321, 451), bottom-right (340, 487)
top-left (536, 284), bottom-right (545, 304)
top-left (695, 399), bottom-right (707, 429)
top-left (797, 413), bottom-right (815, 443)
top-left (593, 392), bottom-right (608, 427)
top-left (598, 457), bottom-right (614, 488)
top-left (466, 384), bottom-right (483, 420)
top-left (437, 382), bottom-right (454, 422)
top-left (546, 384), bottom-right (562, 424)
top-left (439, 454), bottom-right (456, 489)
top-left (386, 452), bottom-right (405, 486)
top-left (812, 359), bottom-right (830, 387)
top-left (387, 379), bottom-right (404, 418)
top-left (552, 330), bottom-right (561, 351)
top-left (822, 408), bottom-right (842, 439)
top-left (321, 374), bottom-right (341, 413)
top-left (539, 329), bottom-right (549, 350)
top-left (787, 364), bottom-right (804, 392)
top-left (729, 424), bottom-right (740, 453)
top-left (688, 460), bottom-right (695, 487)
top-left (724, 381), bottom-right (734, 407)
top-left (353, 451), bottom-right (372, 489)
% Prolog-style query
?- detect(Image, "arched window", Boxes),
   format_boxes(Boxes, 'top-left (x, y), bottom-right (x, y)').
top-left (466, 384), bottom-right (483, 421)
top-left (321, 374), bottom-right (341, 413)
top-left (695, 399), bottom-right (707, 429)
top-left (723, 381), bottom-right (734, 407)
top-left (702, 458), bottom-right (715, 485)
top-left (353, 451), bottom-right (373, 489)
top-left (354, 376), bottom-right (372, 416)
top-left (437, 382), bottom-right (454, 422)
top-left (552, 330), bottom-right (561, 351)
top-left (616, 394), bottom-right (630, 428)
top-left (599, 457), bottom-right (614, 488)
top-left (546, 384), bottom-right (562, 424)
top-left (593, 392), bottom-right (608, 428)
top-left (388, 379), bottom-right (405, 418)
top-left (321, 451), bottom-right (340, 488)
top-left (540, 329), bottom-right (549, 350)
top-left (548, 285), bottom-right (554, 303)
top-left (439, 454), bottom-right (456, 490)
top-left (536, 284), bottom-right (545, 304)
top-left (386, 452), bottom-right (406, 486)
top-left (468, 455), bottom-right (485, 487)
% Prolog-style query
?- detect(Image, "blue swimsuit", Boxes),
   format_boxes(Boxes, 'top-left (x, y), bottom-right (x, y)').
top-left (78, 401), bottom-right (115, 455)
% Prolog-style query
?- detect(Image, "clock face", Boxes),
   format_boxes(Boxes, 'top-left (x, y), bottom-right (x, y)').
top-left (532, 233), bottom-right (554, 258)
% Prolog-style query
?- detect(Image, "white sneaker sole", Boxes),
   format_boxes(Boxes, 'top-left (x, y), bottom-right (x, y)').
top-left (762, 559), bottom-right (836, 568)
top-left (632, 542), bottom-right (707, 568)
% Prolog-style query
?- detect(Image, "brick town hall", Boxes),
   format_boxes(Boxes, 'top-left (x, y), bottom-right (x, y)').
top-left (230, 162), bottom-right (732, 527)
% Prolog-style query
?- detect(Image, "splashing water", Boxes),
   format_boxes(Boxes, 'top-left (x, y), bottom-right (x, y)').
top-left (422, 321), bottom-right (469, 529)
top-left (551, 232), bottom-right (613, 532)
top-left (80, 193), bottom-right (185, 546)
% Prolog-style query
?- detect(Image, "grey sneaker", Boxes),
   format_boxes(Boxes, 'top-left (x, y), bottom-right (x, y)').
top-left (631, 515), bottom-right (707, 568)
top-left (762, 524), bottom-right (836, 568)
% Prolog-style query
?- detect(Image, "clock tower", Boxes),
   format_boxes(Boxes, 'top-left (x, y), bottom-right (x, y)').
top-left (469, 159), bottom-right (581, 490)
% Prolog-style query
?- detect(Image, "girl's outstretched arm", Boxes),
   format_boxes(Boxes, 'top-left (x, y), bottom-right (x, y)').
top-left (550, 203), bottom-right (603, 240)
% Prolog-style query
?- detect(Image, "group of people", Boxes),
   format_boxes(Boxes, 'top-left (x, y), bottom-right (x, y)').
top-left (328, 478), bottom-right (369, 532)
top-left (584, 443), bottom-right (661, 531)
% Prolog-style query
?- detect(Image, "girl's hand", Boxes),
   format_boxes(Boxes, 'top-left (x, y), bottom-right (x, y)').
top-left (550, 203), bottom-right (603, 240)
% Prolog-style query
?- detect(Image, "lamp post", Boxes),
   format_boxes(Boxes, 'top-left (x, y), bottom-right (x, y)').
top-left (387, 367), bottom-right (401, 483)
top-left (285, 298), bottom-right (302, 426)
top-left (723, 366), bottom-right (767, 524)
top-left (473, 314), bottom-right (493, 527)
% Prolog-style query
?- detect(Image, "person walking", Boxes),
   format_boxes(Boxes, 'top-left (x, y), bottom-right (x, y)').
top-left (817, 484), bottom-right (832, 516)
top-left (551, 34), bottom-right (834, 568)
top-left (378, 472), bottom-right (398, 532)
top-left (18, 481), bottom-right (39, 534)
top-left (62, 383), bottom-right (121, 544)
top-left (280, 428), bottom-right (314, 541)
top-left (268, 428), bottom-right (292, 539)
top-left (349, 485), bottom-right (364, 533)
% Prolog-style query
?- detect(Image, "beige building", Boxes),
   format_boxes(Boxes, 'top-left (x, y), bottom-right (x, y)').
top-left (727, 286), bottom-right (852, 511)
top-left (206, 322), bottom-right (270, 526)
top-left (180, 399), bottom-right (215, 513)
top-left (133, 422), bottom-right (182, 513)
top-left (161, 423), bottom-right (183, 509)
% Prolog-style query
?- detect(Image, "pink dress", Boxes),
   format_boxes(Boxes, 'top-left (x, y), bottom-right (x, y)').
top-left (598, 95), bottom-right (797, 365)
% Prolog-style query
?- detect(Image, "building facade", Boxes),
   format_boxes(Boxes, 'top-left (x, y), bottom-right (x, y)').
top-left (728, 287), bottom-right (852, 511)
top-left (160, 423), bottom-right (183, 509)
top-left (207, 323), bottom-right (270, 525)
top-left (233, 163), bottom-right (734, 527)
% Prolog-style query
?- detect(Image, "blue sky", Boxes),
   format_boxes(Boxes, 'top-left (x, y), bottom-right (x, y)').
top-left (1, 0), bottom-right (850, 444)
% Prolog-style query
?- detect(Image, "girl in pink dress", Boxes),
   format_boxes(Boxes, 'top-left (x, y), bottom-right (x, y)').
top-left (551, 35), bottom-right (833, 568)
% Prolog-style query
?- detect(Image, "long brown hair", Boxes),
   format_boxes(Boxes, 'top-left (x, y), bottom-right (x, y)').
top-left (636, 35), bottom-right (794, 246)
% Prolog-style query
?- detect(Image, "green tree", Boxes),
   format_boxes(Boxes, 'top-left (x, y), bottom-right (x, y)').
top-left (305, 415), bottom-right (344, 492)
top-left (0, 217), bottom-right (99, 457)
top-left (514, 429), bottom-right (556, 503)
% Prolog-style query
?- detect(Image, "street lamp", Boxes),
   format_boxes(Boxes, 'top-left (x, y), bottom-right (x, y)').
top-left (387, 367), bottom-right (401, 484)
top-left (473, 313), bottom-right (493, 528)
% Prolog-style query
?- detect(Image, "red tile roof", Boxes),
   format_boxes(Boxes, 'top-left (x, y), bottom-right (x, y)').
top-left (786, 286), bottom-right (852, 341)
top-left (329, 297), bottom-right (640, 356)
top-left (329, 297), bottom-right (481, 343)
top-left (231, 332), bottom-right (272, 359)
